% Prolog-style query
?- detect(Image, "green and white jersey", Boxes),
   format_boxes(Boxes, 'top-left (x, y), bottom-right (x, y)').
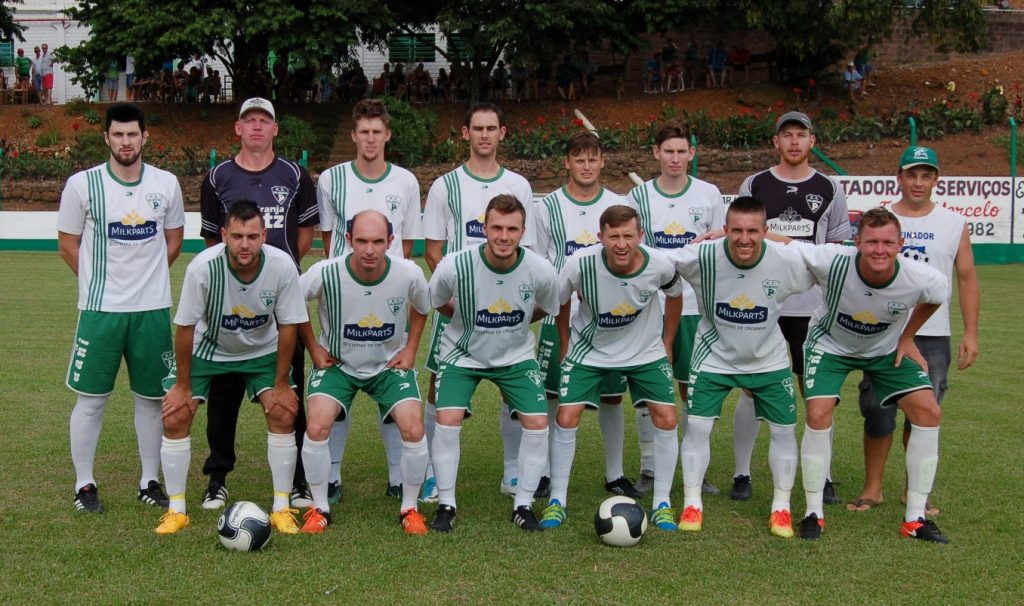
top-left (797, 243), bottom-right (947, 358)
top-left (316, 161), bottom-right (422, 259)
top-left (672, 240), bottom-right (815, 374)
top-left (560, 245), bottom-right (682, 367)
top-left (532, 187), bottom-right (632, 271)
top-left (429, 245), bottom-right (558, 369)
top-left (300, 254), bottom-right (429, 379)
top-left (629, 176), bottom-right (726, 316)
top-left (175, 244), bottom-right (308, 362)
top-left (422, 164), bottom-right (534, 252)
top-left (57, 162), bottom-right (185, 312)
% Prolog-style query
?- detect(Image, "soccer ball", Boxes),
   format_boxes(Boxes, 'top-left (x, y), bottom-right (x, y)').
top-left (217, 501), bottom-right (272, 552)
top-left (593, 496), bottom-right (647, 547)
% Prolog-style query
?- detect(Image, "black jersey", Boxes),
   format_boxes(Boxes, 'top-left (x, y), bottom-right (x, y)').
top-left (739, 167), bottom-right (850, 245)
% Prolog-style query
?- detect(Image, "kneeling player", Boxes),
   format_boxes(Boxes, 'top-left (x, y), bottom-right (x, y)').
top-left (298, 210), bottom-right (431, 535)
top-left (157, 202), bottom-right (308, 535)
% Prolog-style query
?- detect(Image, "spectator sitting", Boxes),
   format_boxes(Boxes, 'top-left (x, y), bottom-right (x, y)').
top-left (532, 61), bottom-right (552, 100)
top-left (173, 61), bottom-right (188, 99)
top-left (434, 67), bottom-right (450, 101)
top-left (510, 62), bottom-right (529, 102)
top-left (854, 46), bottom-right (875, 89)
top-left (645, 51), bottom-right (662, 93)
top-left (374, 62), bottom-right (392, 96)
top-left (350, 66), bottom-right (368, 100)
top-left (187, 66), bottom-right (202, 102)
top-left (491, 60), bottom-right (509, 101)
top-left (843, 61), bottom-right (865, 101)
top-left (728, 44), bottom-right (752, 84)
top-left (577, 51), bottom-right (597, 97)
top-left (556, 54), bottom-right (578, 100)
top-left (706, 40), bottom-right (728, 88)
top-left (389, 62), bottom-right (408, 100)
top-left (410, 62), bottom-right (432, 102)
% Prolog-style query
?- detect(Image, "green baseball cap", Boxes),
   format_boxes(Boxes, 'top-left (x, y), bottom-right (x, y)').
top-left (899, 146), bottom-right (939, 171)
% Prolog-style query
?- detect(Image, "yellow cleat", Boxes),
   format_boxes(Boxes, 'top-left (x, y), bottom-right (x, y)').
top-left (270, 508), bottom-right (301, 534)
top-left (770, 509), bottom-right (795, 539)
top-left (154, 510), bottom-right (190, 535)
top-left (678, 505), bottom-right (703, 532)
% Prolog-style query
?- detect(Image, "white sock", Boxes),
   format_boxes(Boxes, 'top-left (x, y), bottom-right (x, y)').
top-left (544, 398), bottom-right (558, 476)
top-left (681, 416), bottom-right (714, 510)
top-left (827, 420), bottom-right (835, 483)
top-left (160, 435), bottom-right (191, 514)
top-left (499, 401), bottom-right (521, 484)
top-left (70, 394), bottom-right (108, 491)
top-left (636, 408), bottom-right (654, 475)
top-left (801, 425), bottom-right (831, 519)
top-left (133, 395), bottom-right (163, 488)
top-left (268, 432), bottom-right (297, 512)
top-left (549, 422), bottom-right (578, 506)
top-left (423, 401), bottom-right (437, 480)
top-left (905, 424), bottom-right (940, 522)
top-left (652, 424), bottom-right (679, 508)
top-left (431, 423), bottom-right (462, 508)
top-left (768, 422), bottom-right (797, 513)
top-left (401, 436), bottom-right (429, 512)
top-left (732, 392), bottom-right (759, 478)
top-left (328, 418), bottom-right (349, 485)
top-left (379, 419), bottom-right (403, 486)
top-left (515, 427), bottom-right (549, 509)
top-left (301, 435), bottom-right (330, 512)
top-left (598, 403), bottom-right (625, 481)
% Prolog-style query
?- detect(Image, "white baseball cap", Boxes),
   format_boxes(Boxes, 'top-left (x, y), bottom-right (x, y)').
top-left (239, 97), bottom-right (275, 120)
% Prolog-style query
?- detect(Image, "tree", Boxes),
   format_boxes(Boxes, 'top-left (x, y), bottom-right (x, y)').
top-left (2, 0), bottom-right (25, 42)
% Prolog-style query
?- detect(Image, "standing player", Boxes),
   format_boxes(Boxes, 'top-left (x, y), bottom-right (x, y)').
top-left (733, 111), bottom-right (850, 503)
top-left (298, 210), bottom-right (431, 534)
top-left (540, 205), bottom-right (683, 531)
top-left (58, 103), bottom-right (184, 513)
top-left (630, 120), bottom-right (725, 495)
top-left (156, 202), bottom-right (308, 535)
top-left (427, 195), bottom-right (559, 532)
top-left (422, 103), bottom-right (534, 498)
top-left (851, 147), bottom-right (980, 512)
top-left (670, 197), bottom-right (813, 537)
top-left (316, 99), bottom-right (424, 502)
top-left (199, 97), bottom-right (319, 510)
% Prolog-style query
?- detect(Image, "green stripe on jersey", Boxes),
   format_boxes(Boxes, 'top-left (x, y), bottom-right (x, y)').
top-left (690, 243), bottom-right (721, 370)
top-left (542, 193), bottom-right (568, 271)
top-left (197, 255), bottom-right (226, 360)
top-left (330, 165), bottom-right (347, 258)
top-left (567, 255), bottom-right (599, 363)
top-left (444, 252), bottom-right (476, 365)
top-left (323, 262), bottom-right (345, 358)
top-left (807, 254), bottom-right (851, 351)
top-left (445, 172), bottom-right (463, 251)
top-left (633, 185), bottom-right (655, 247)
top-left (86, 168), bottom-right (107, 310)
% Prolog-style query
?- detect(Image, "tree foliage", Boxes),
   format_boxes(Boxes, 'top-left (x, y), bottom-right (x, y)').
top-left (2, 0), bottom-right (25, 42)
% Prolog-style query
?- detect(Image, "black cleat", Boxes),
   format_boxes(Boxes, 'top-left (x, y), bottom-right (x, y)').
top-left (138, 480), bottom-right (170, 508)
top-left (729, 475), bottom-right (752, 501)
top-left (73, 483), bottom-right (104, 513)
top-left (604, 476), bottom-right (641, 499)
top-left (327, 481), bottom-right (343, 505)
top-left (535, 476), bottom-right (551, 499)
top-left (702, 479), bottom-right (720, 495)
top-left (430, 504), bottom-right (457, 533)
top-left (823, 480), bottom-right (841, 505)
top-left (201, 480), bottom-right (228, 510)
top-left (798, 513), bottom-right (824, 540)
top-left (385, 483), bottom-right (402, 499)
top-left (901, 517), bottom-right (948, 544)
top-left (512, 506), bottom-right (544, 532)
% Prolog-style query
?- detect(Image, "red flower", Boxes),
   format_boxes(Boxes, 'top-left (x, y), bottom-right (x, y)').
top-left (808, 79), bottom-right (816, 88)
top-left (156, 144), bottom-right (165, 153)
top-left (774, 100), bottom-right (784, 108)
top-left (520, 119), bottom-right (527, 126)
top-left (72, 122), bottom-right (80, 131)
top-left (572, 118), bottom-right (584, 127)
top-left (11, 150), bottom-right (19, 158)
top-left (967, 92), bottom-right (978, 101)
top-left (543, 134), bottom-right (550, 141)
top-left (839, 113), bottom-right (847, 121)
top-left (647, 114), bottom-right (656, 122)
top-left (739, 107), bottom-right (751, 115)
top-left (537, 116), bottom-right (546, 125)
top-left (793, 87), bottom-right (802, 95)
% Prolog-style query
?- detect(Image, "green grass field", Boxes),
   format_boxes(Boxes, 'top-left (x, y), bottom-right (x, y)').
top-left (1, 252), bottom-right (1021, 604)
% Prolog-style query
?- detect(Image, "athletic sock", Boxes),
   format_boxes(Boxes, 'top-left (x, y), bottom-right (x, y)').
top-left (732, 391), bottom-right (759, 478)
top-left (681, 416), bottom-right (714, 510)
top-left (160, 435), bottom-right (191, 514)
top-left (598, 403), bottom-right (625, 481)
top-left (905, 424), bottom-right (940, 522)
top-left (543, 398), bottom-right (558, 476)
top-left (801, 424), bottom-right (831, 519)
top-left (70, 394), bottom-right (108, 491)
top-left (768, 422), bottom-right (797, 512)
top-left (423, 400), bottom-right (437, 480)
top-left (652, 424), bottom-right (679, 508)
top-left (514, 427), bottom-right (549, 509)
top-left (133, 395), bottom-right (163, 488)
top-left (499, 401), bottom-right (521, 484)
top-left (400, 436), bottom-right (429, 512)
top-left (431, 423), bottom-right (462, 509)
top-left (379, 418), bottom-right (403, 486)
top-left (549, 422), bottom-right (578, 506)
top-left (301, 435), bottom-right (330, 512)
top-left (328, 417), bottom-right (350, 485)
top-left (267, 431), bottom-right (297, 512)
top-left (635, 408), bottom-right (654, 475)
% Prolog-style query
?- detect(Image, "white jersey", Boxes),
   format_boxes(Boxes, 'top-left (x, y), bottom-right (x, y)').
top-left (672, 240), bottom-right (815, 374)
top-left (429, 245), bottom-right (559, 368)
top-left (316, 161), bottom-right (422, 259)
top-left (422, 164), bottom-right (534, 252)
top-left (300, 254), bottom-right (429, 379)
top-left (797, 243), bottom-right (947, 358)
top-left (532, 187), bottom-right (632, 271)
top-left (893, 205), bottom-right (965, 337)
top-left (57, 162), bottom-right (185, 312)
top-left (629, 176), bottom-right (726, 316)
top-left (560, 245), bottom-right (682, 367)
top-left (175, 244), bottom-right (308, 362)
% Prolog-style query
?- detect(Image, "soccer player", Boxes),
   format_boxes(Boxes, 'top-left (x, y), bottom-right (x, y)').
top-left (316, 99), bottom-right (425, 503)
top-left (540, 205), bottom-right (683, 531)
top-left (533, 132), bottom-right (639, 498)
top-left (199, 97), bottom-right (319, 510)
top-left (156, 202), bottom-right (309, 535)
top-left (422, 103), bottom-right (534, 498)
top-left (670, 197), bottom-right (813, 538)
top-left (779, 208), bottom-right (949, 542)
top-left (58, 103), bottom-right (185, 513)
top-left (630, 120), bottom-right (725, 495)
top-left (297, 210), bottom-right (431, 535)
top-left (427, 195), bottom-right (559, 532)
top-left (851, 146), bottom-right (980, 513)
top-left (733, 111), bottom-right (850, 503)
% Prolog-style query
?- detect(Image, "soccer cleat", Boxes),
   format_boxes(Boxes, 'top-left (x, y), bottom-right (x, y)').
top-left (634, 472), bottom-right (654, 494)
top-left (270, 508), bottom-right (301, 534)
top-left (290, 484), bottom-right (314, 509)
top-left (138, 480), bottom-right (170, 508)
top-left (154, 510), bottom-right (190, 535)
top-left (401, 508), bottom-right (428, 535)
top-left (300, 508), bottom-right (331, 534)
top-left (798, 513), bottom-right (825, 540)
top-left (678, 505), bottom-right (703, 532)
top-left (385, 483), bottom-right (402, 499)
top-left (327, 481), bottom-right (343, 505)
top-left (729, 475), bottom-right (752, 500)
top-left (770, 510), bottom-right (795, 538)
top-left (419, 477), bottom-right (438, 504)
top-left (651, 502), bottom-right (678, 531)
top-left (539, 499), bottom-right (567, 529)
top-left (201, 480), bottom-right (228, 510)
top-left (605, 476), bottom-right (641, 499)
top-left (702, 479), bottom-right (720, 495)
top-left (500, 477), bottom-right (518, 497)
top-left (512, 506), bottom-right (543, 532)
top-left (823, 479), bottom-right (841, 505)
top-left (901, 517), bottom-right (949, 544)
top-left (535, 476), bottom-right (551, 499)
top-left (430, 504), bottom-right (457, 533)
top-left (73, 483), bottom-right (104, 513)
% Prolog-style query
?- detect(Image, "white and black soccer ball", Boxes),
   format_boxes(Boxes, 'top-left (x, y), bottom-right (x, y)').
top-left (217, 501), bottom-right (272, 552)
top-left (593, 496), bottom-right (648, 547)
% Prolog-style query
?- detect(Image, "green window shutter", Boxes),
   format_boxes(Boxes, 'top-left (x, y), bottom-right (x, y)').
top-left (388, 34), bottom-right (436, 63)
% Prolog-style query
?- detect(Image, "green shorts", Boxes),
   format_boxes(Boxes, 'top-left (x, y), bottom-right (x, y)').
top-left (687, 367), bottom-right (797, 425)
top-left (537, 320), bottom-right (626, 396)
top-left (559, 357), bottom-right (676, 410)
top-left (66, 309), bottom-right (174, 398)
top-left (307, 365), bottom-right (421, 422)
top-left (162, 352), bottom-right (295, 403)
top-left (424, 312), bottom-right (450, 374)
top-left (803, 348), bottom-right (932, 407)
top-left (671, 315), bottom-right (700, 383)
top-left (435, 359), bottom-right (547, 417)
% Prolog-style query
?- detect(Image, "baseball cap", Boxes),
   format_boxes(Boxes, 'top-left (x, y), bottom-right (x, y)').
top-left (847, 61), bottom-right (855, 67)
top-left (239, 97), bottom-right (275, 121)
top-left (899, 146), bottom-right (939, 171)
top-left (775, 111), bottom-right (813, 132)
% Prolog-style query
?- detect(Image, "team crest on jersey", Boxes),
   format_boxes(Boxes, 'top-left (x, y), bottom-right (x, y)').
top-left (837, 311), bottom-right (892, 335)
top-left (476, 299), bottom-right (525, 328)
top-left (805, 194), bottom-right (824, 213)
top-left (271, 185), bottom-right (290, 204)
top-left (654, 221), bottom-right (697, 248)
top-left (108, 210), bottom-right (158, 242)
top-left (762, 279), bottom-right (781, 298)
top-left (387, 297), bottom-right (405, 315)
top-left (344, 313), bottom-right (396, 341)
top-left (222, 305), bottom-right (270, 331)
top-left (161, 351), bottom-right (175, 370)
top-left (782, 377), bottom-right (795, 398)
top-left (259, 289), bottom-right (277, 308)
top-left (639, 289), bottom-right (654, 304)
top-left (145, 193), bottom-right (163, 210)
top-left (715, 295), bottom-right (768, 324)
top-left (598, 302), bottom-right (640, 328)
top-left (688, 208), bottom-right (705, 225)
top-left (887, 301), bottom-right (909, 316)
top-left (385, 195), bottom-right (401, 215)
top-left (659, 363), bottom-right (673, 381)
top-left (466, 213), bottom-right (486, 239)
top-left (526, 369), bottom-right (543, 388)
top-left (518, 284), bottom-right (535, 304)
top-left (564, 230), bottom-right (598, 256)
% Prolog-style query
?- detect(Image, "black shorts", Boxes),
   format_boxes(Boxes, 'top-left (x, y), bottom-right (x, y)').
top-left (778, 316), bottom-right (810, 376)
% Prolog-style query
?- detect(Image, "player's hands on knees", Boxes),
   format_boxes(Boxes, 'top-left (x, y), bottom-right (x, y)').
top-left (387, 347), bottom-right (416, 370)
top-left (162, 384), bottom-right (193, 418)
top-left (310, 344), bottom-right (338, 370)
top-left (271, 385), bottom-right (299, 416)
top-left (957, 335), bottom-right (979, 370)
top-left (895, 337), bottom-right (928, 374)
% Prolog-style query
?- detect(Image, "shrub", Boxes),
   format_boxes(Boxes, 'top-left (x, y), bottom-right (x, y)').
top-left (380, 97), bottom-right (437, 166)
top-left (275, 115), bottom-right (317, 163)
top-left (27, 116), bottom-right (42, 129)
top-left (35, 128), bottom-right (61, 147)
top-left (83, 109), bottom-right (101, 125)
